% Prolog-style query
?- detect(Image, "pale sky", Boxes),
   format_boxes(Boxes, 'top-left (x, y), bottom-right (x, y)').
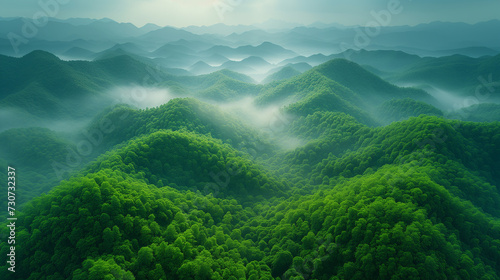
top-left (1, 0), bottom-right (499, 27)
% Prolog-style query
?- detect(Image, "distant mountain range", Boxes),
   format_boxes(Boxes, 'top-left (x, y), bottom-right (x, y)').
top-left (0, 17), bottom-right (498, 116)
top-left (1, 15), bottom-right (499, 277)
top-left (1, 17), bottom-right (499, 58)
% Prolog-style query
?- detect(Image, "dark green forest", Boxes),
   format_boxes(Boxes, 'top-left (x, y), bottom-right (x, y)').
top-left (0, 50), bottom-right (499, 280)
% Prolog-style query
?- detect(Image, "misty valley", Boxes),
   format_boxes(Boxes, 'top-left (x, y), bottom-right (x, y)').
top-left (0, 17), bottom-right (500, 280)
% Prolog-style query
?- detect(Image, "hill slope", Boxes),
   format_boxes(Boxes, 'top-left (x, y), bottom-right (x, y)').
top-left (376, 98), bottom-right (443, 125)
top-left (1, 49), bottom-right (499, 280)
top-left (257, 59), bottom-right (436, 110)
top-left (2, 117), bottom-right (499, 280)
top-left (389, 54), bottom-right (500, 97)
top-left (0, 51), bottom-right (172, 119)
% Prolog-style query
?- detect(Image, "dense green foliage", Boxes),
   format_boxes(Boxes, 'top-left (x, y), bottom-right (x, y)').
top-left (1, 51), bottom-right (499, 280)
top-left (82, 98), bottom-right (275, 157)
top-left (285, 91), bottom-right (378, 126)
top-left (0, 128), bottom-right (76, 206)
top-left (2, 114), bottom-right (499, 280)
top-left (0, 51), bottom-right (175, 119)
top-left (256, 59), bottom-right (438, 124)
top-left (263, 67), bottom-right (302, 84)
top-left (313, 60), bottom-right (436, 106)
top-left (172, 70), bottom-right (260, 102)
top-left (82, 130), bottom-right (287, 198)
top-left (376, 98), bottom-right (443, 125)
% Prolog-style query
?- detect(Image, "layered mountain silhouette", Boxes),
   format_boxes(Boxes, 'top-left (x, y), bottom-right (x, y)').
top-left (0, 18), bottom-right (499, 280)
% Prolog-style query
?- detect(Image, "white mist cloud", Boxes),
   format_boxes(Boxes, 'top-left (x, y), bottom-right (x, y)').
top-left (215, 96), bottom-right (305, 150)
top-left (108, 86), bottom-right (177, 109)
top-left (216, 96), bottom-right (282, 128)
top-left (0, 108), bottom-right (34, 132)
top-left (0, 107), bottom-right (91, 134)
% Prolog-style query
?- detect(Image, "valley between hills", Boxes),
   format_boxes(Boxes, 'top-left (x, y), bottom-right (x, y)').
top-left (0, 18), bottom-right (499, 280)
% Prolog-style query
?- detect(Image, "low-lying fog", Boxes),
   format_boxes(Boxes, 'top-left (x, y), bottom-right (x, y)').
top-left (108, 86), bottom-right (177, 109)
top-left (395, 82), bottom-right (498, 112)
top-left (107, 86), bottom-right (306, 150)
top-left (1, 85), bottom-right (306, 152)
top-left (212, 96), bottom-right (305, 150)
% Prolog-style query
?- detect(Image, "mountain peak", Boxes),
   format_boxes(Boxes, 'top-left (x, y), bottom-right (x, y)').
top-left (259, 41), bottom-right (277, 46)
top-left (242, 56), bottom-right (269, 63)
top-left (316, 58), bottom-right (359, 72)
top-left (22, 50), bottom-right (61, 62)
top-left (257, 41), bottom-right (285, 50)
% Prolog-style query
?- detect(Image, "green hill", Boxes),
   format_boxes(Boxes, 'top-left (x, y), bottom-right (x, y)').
top-left (376, 98), bottom-right (444, 125)
top-left (1, 50), bottom-right (500, 280)
top-left (447, 103), bottom-right (500, 122)
top-left (82, 98), bottom-right (275, 157)
top-left (172, 70), bottom-right (260, 101)
top-left (0, 129), bottom-right (287, 278)
top-left (256, 59), bottom-right (438, 128)
top-left (257, 67), bottom-right (365, 107)
top-left (334, 49), bottom-right (424, 73)
top-left (257, 59), bottom-right (436, 111)
top-left (313, 59), bottom-right (435, 106)
top-left (285, 90), bottom-right (378, 126)
top-left (263, 66), bottom-right (302, 84)
top-left (83, 130), bottom-right (287, 197)
top-left (389, 54), bottom-right (500, 97)
top-left (0, 97), bottom-right (278, 209)
top-left (0, 128), bottom-right (77, 207)
top-left (0, 51), bottom-right (173, 119)
top-left (2, 117), bottom-right (499, 280)
top-left (272, 111), bottom-right (368, 181)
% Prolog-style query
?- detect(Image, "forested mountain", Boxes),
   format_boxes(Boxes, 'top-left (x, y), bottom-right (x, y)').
top-left (376, 98), bottom-right (444, 125)
top-left (82, 98), bottom-right (275, 157)
top-left (312, 60), bottom-right (436, 106)
top-left (0, 51), bottom-right (172, 120)
top-left (0, 17), bottom-right (499, 279)
top-left (256, 58), bottom-right (437, 118)
top-left (2, 111), bottom-right (499, 279)
top-left (447, 103), bottom-right (500, 122)
top-left (263, 67), bottom-right (302, 84)
top-left (388, 54), bottom-right (500, 97)
top-left (330, 50), bottom-right (424, 73)
top-left (172, 70), bottom-right (259, 101)
top-left (0, 128), bottom-right (76, 207)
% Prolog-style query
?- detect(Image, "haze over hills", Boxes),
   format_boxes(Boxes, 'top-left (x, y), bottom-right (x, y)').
top-left (388, 54), bottom-right (500, 99)
top-left (0, 15), bottom-right (500, 280)
top-left (1, 18), bottom-right (499, 59)
top-left (1, 17), bottom-right (499, 85)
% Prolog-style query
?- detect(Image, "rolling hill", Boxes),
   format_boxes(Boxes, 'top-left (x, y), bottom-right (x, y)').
top-left (0, 43), bottom-right (499, 280)
top-left (81, 98), bottom-right (275, 157)
top-left (172, 69), bottom-right (259, 101)
top-left (447, 103), bottom-right (500, 122)
top-left (61, 47), bottom-right (96, 60)
top-left (200, 42), bottom-right (296, 62)
top-left (2, 114), bottom-right (499, 280)
top-left (376, 98), bottom-right (444, 125)
top-left (263, 66), bottom-right (302, 83)
top-left (0, 50), bottom-right (173, 120)
top-left (313, 59), bottom-right (436, 106)
top-left (152, 43), bottom-right (197, 57)
top-left (389, 54), bottom-right (500, 97)
top-left (0, 127), bottom-right (77, 207)
top-left (256, 58), bottom-right (437, 117)
top-left (332, 49), bottom-right (425, 73)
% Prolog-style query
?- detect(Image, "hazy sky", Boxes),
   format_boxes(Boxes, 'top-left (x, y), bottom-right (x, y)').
top-left (1, 0), bottom-right (499, 27)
